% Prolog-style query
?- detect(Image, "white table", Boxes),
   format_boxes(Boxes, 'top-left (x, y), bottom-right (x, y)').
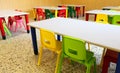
top-left (28, 17), bottom-right (120, 73)
top-left (85, 10), bottom-right (120, 21)
top-left (103, 6), bottom-right (120, 10)
top-left (0, 10), bottom-right (29, 39)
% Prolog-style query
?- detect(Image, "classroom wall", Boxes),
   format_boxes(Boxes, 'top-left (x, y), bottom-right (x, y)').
top-left (0, 0), bottom-right (61, 18)
top-left (61, 0), bottom-right (120, 10)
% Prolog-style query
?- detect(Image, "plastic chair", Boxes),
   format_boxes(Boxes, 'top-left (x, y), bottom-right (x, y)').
top-left (75, 7), bottom-right (81, 18)
top-left (37, 28), bottom-right (62, 73)
top-left (45, 9), bottom-right (54, 19)
top-left (58, 6), bottom-right (66, 18)
top-left (36, 8), bottom-right (45, 21)
top-left (8, 10), bottom-right (26, 32)
top-left (68, 6), bottom-right (76, 18)
top-left (111, 15), bottom-right (120, 25)
top-left (57, 35), bottom-right (96, 73)
top-left (102, 49), bottom-right (118, 73)
top-left (96, 14), bottom-right (108, 24)
top-left (2, 19), bottom-right (12, 36)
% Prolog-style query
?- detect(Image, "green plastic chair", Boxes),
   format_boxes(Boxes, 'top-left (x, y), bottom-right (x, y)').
top-left (57, 35), bottom-right (96, 73)
top-left (68, 6), bottom-right (76, 18)
top-left (45, 9), bottom-right (55, 19)
top-left (3, 22), bottom-right (12, 36)
top-left (111, 15), bottom-right (120, 26)
top-left (108, 10), bottom-right (117, 24)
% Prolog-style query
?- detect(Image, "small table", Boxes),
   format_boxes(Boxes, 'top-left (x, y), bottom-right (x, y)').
top-left (0, 10), bottom-right (29, 40)
top-left (85, 10), bottom-right (120, 21)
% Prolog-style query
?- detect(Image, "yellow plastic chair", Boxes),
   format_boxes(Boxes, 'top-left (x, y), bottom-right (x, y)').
top-left (96, 14), bottom-right (108, 24)
top-left (37, 28), bottom-right (62, 73)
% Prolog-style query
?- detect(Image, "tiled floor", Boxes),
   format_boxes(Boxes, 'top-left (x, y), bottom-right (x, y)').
top-left (0, 17), bottom-right (116, 73)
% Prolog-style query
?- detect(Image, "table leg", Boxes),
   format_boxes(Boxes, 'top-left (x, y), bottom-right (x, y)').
top-left (33, 8), bottom-right (37, 21)
top-left (83, 6), bottom-right (85, 17)
top-left (25, 14), bottom-right (30, 33)
top-left (115, 53), bottom-right (120, 73)
top-left (55, 10), bottom-right (60, 41)
top-left (30, 27), bottom-right (38, 55)
top-left (0, 18), bottom-right (6, 40)
top-left (85, 13), bottom-right (89, 21)
top-left (94, 14), bottom-right (97, 21)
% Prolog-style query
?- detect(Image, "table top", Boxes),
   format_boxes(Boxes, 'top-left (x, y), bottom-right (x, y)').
top-left (34, 6), bottom-right (67, 10)
top-left (85, 10), bottom-right (120, 15)
top-left (0, 10), bottom-right (29, 18)
top-left (28, 17), bottom-right (120, 52)
top-left (59, 4), bottom-right (85, 7)
top-left (103, 6), bottom-right (120, 10)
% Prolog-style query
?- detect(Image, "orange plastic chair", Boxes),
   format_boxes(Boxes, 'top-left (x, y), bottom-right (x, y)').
top-left (37, 28), bottom-right (62, 73)
top-left (36, 8), bottom-right (45, 21)
top-left (96, 14), bottom-right (108, 24)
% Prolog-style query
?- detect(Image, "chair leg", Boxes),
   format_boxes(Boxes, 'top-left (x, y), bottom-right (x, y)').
top-left (86, 65), bottom-right (91, 73)
top-left (56, 52), bottom-right (64, 73)
top-left (100, 48), bottom-right (107, 67)
top-left (3, 23), bottom-right (12, 36)
top-left (94, 59), bottom-right (96, 73)
top-left (55, 52), bottom-right (61, 73)
top-left (15, 22), bottom-right (18, 32)
top-left (37, 46), bottom-right (43, 65)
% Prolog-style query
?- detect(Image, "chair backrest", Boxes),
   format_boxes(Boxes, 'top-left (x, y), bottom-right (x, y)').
top-left (45, 9), bottom-right (54, 18)
top-left (62, 36), bottom-right (86, 60)
top-left (58, 7), bottom-right (66, 18)
top-left (40, 28), bottom-right (57, 51)
top-left (96, 14), bottom-right (108, 24)
top-left (112, 15), bottom-right (120, 25)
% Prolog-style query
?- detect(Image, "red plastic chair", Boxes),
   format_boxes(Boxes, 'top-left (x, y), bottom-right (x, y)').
top-left (58, 6), bottom-right (66, 18)
top-left (36, 8), bottom-right (45, 20)
top-left (102, 49), bottom-right (118, 73)
top-left (75, 7), bottom-right (81, 18)
top-left (8, 10), bottom-right (26, 32)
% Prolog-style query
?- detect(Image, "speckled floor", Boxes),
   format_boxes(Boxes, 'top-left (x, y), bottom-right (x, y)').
top-left (0, 17), bottom-right (116, 73)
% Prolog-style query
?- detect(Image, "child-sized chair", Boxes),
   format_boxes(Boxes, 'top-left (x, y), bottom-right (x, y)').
top-left (102, 49), bottom-right (118, 73)
top-left (75, 7), bottom-right (81, 18)
top-left (57, 35), bottom-right (96, 73)
top-left (96, 14), bottom-right (108, 24)
top-left (8, 10), bottom-right (26, 32)
top-left (37, 28), bottom-right (62, 73)
top-left (58, 6), bottom-right (66, 18)
top-left (111, 15), bottom-right (120, 25)
top-left (36, 8), bottom-right (45, 21)
top-left (45, 9), bottom-right (54, 19)
top-left (2, 18), bottom-right (12, 36)
top-left (68, 6), bottom-right (76, 18)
